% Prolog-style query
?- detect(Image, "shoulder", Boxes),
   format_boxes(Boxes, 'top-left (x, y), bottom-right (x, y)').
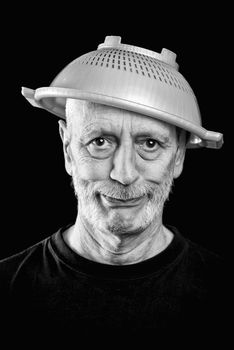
top-left (185, 238), bottom-right (224, 270)
top-left (169, 225), bottom-right (224, 269)
top-left (180, 237), bottom-right (225, 298)
top-left (0, 236), bottom-right (51, 289)
top-left (168, 225), bottom-right (225, 293)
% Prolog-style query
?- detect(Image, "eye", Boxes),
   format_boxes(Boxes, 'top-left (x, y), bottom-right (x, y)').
top-left (92, 137), bottom-right (107, 147)
top-left (141, 138), bottom-right (159, 151)
top-left (136, 138), bottom-right (161, 160)
top-left (86, 137), bottom-right (115, 158)
top-left (144, 139), bottom-right (158, 149)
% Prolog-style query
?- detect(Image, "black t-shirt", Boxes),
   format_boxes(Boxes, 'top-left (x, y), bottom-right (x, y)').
top-left (0, 224), bottom-right (226, 345)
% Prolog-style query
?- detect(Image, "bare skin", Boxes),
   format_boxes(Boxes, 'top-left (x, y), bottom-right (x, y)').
top-left (59, 100), bottom-right (186, 265)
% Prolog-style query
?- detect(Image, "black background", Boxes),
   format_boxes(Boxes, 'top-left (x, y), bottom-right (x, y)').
top-left (1, 5), bottom-right (228, 259)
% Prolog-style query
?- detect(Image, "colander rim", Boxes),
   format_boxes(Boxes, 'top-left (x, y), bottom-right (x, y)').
top-left (22, 86), bottom-right (223, 149)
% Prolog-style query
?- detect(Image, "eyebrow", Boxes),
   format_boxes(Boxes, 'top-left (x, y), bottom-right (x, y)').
top-left (133, 132), bottom-right (170, 143)
top-left (80, 126), bottom-right (116, 141)
top-left (81, 125), bottom-right (170, 143)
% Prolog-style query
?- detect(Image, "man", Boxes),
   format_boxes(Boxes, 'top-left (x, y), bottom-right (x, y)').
top-left (0, 36), bottom-right (225, 344)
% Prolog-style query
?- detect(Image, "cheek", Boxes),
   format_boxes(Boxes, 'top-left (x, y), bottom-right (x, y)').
top-left (74, 156), bottom-right (112, 181)
top-left (140, 155), bottom-right (175, 183)
top-left (71, 143), bottom-right (112, 181)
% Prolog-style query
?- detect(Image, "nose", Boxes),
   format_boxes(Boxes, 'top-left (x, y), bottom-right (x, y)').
top-left (110, 141), bottom-right (140, 185)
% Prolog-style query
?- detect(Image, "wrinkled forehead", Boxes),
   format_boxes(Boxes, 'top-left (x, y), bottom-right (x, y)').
top-left (66, 98), bottom-right (176, 136)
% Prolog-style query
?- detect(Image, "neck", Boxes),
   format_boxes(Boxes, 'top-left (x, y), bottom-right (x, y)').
top-left (63, 213), bottom-right (173, 265)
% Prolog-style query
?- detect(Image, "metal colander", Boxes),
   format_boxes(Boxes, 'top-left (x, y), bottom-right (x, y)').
top-left (22, 36), bottom-right (223, 149)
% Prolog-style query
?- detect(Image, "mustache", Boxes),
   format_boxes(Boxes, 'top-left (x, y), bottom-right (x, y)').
top-left (71, 169), bottom-right (174, 202)
top-left (91, 180), bottom-right (164, 200)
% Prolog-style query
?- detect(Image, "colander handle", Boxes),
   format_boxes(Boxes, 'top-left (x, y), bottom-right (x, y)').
top-left (203, 131), bottom-right (224, 149)
top-left (21, 87), bottom-right (42, 108)
top-left (189, 131), bottom-right (223, 149)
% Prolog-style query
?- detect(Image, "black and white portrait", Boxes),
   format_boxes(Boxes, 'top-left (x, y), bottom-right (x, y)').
top-left (0, 12), bottom-right (228, 348)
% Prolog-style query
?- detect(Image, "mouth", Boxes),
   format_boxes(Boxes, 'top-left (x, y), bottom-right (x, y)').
top-left (100, 193), bottom-right (147, 207)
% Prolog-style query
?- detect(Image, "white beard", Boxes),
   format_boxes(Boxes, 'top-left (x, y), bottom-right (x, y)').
top-left (70, 165), bottom-right (174, 236)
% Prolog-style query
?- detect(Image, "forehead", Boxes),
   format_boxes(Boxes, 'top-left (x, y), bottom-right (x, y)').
top-left (66, 99), bottom-right (175, 136)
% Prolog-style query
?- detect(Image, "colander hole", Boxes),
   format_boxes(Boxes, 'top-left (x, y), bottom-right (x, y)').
top-left (79, 50), bottom-right (193, 96)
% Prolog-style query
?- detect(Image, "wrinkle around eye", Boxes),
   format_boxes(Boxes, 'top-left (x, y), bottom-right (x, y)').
top-left (136, 143), bottom-right (162, 161)
top-left (136, 139), bottom-right (159, 152)
top-left (86, 137), bottom-right (117, 158)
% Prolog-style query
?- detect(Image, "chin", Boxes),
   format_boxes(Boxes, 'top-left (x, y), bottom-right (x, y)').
top-left (106, 222), bottom-right (149, 236)
top-left (105, 209), bottom-right (155, 236)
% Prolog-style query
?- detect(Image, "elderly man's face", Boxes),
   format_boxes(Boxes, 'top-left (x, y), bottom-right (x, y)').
top-left (59, 99), bottom-right (185, 236)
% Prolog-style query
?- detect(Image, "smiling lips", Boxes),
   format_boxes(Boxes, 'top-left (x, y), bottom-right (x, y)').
top-left (101, 194), bottom-right (146, 207)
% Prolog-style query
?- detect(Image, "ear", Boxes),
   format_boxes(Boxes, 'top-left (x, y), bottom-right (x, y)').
top-left (173, 130), bottom-right (186, 179)
top-left (58, 119), bottom-right (73, 176)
